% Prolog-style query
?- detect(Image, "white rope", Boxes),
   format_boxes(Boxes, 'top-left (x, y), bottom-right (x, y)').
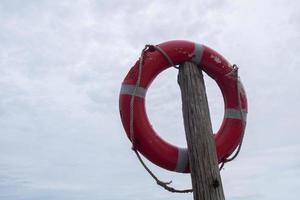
top-left (219, 64), bottom-right (246, 170)
top-left (129, 44), bottom-right (192, 193)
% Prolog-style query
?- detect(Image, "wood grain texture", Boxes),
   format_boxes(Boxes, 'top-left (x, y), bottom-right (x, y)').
top-left (178, 62), bottom-right (225, 200)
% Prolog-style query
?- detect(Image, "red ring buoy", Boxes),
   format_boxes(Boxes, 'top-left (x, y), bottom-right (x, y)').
top-left (119, 40), bottom-right (248, 173)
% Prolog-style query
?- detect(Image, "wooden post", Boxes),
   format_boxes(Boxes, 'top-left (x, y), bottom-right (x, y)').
top-left (178, 62), bottom-right (225, 200)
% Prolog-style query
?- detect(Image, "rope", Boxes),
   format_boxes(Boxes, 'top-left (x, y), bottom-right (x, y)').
top-left (219, 64), bottom-right (246, 170)
top-left (129, 44), bottom-right (193, 193)
top-left (130, 45), bottom-right (244, 188)
top-left (133, 150), bottom-right (193, 193)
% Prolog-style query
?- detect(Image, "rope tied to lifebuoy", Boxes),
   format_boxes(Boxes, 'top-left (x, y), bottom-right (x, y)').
top-left (219, 64), bottom-right (247, 170)
top-left (128, 44), bottom-right (245, 192)
top-left (129, 44), bottom-right (193, 193)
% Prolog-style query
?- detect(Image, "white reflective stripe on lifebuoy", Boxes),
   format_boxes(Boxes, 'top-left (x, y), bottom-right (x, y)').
top-left (191, 43), bottom-right (204, 65)
top-left (175, 147), bottom-right (188, 172)
top-left (120, 84), bottom-right (147, 98)
top-left (225, 109), bottom-right (247, 122)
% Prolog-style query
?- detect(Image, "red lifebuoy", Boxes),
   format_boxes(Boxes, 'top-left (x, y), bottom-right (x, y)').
top-left (119, 40), bottom-right (248, 173)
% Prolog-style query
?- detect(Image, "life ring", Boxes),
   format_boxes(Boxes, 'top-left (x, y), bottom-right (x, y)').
top-left (119, 40), bottom-right (248, 173)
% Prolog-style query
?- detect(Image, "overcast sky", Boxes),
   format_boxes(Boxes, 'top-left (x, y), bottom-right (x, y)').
top-left (0, 0), bottom-right (299, 199)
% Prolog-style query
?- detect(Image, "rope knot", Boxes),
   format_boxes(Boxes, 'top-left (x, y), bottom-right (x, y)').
top-left (145, 44), bottom-right (156, 52)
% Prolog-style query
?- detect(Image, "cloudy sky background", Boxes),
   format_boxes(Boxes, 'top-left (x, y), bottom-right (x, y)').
top-left (0, 0), bottom-right (299, 199)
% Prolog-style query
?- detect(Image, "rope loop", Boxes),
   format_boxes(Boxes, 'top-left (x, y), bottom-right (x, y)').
top-left (129, 44), bottom-right (193, 193)
top-left (219, 64), bottom-right (246, 170)
top-left (130, 45), bottom-right (245, 187)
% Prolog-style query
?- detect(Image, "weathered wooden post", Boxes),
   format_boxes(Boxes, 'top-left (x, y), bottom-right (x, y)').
top-left (178, 62), bottom-right (225, 200)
